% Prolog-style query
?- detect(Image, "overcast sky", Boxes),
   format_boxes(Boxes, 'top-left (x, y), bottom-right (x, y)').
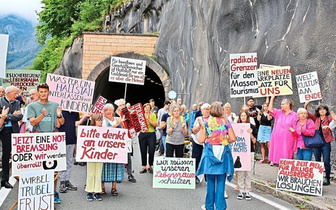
top-left (0, 0), bottom-right (43, 25)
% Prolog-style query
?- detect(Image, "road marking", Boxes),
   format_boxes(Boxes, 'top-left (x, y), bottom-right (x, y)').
top-left (0, 176), bottom-right (17, 208)
top-left (226, 182), bottom-right (291, 210)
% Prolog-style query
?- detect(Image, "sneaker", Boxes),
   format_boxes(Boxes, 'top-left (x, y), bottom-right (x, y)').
top-left (270, 162), bottom-right (274, 166)
top-left (139, 168), bottom-right (147, 174)
top-left (128, 174), bottom-right (137, 183)
top-left (74, 161), bottom-right (78, 165)
top-left (225, 191), bottom-right (229, 199)
top-left (79, 162), bottom-right (86, 166)
top-left (323, 178), bottom-right (330, 186)
top-left (94, 193), bottom-right (103, 201)
top-left (66, 181), bottom-right (78, 191)
top-left (237, 192), bottom-right (244, 200)
top-left (54, 190), bottom-right (62, 204)
top-left (245, 192), bottom-right (252, 201)
top-left (258, 160), bottom-right (265, 164)
top-left (86, 193), bottom-right (94, 202)
top-left (59, 182), bottom-right (67, 193)
top-left (148, 168), bottom-right (153, 174)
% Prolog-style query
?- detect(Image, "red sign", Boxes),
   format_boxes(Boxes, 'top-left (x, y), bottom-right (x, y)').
top-left (121, 103), bottom-right (148, 138)
top-left (91, 96), bottom-right (108, 114)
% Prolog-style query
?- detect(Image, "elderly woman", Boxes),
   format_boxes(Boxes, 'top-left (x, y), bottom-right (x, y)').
top-left (139, 103), bottom-right (157, 174)
top-left (166, 105), bottom-right (188, 157)
top-left (257, 103), bottom-right (273, 163)
top-left (197, 101), bottom-right (236, 210)
top-left (304, 102), bottom-right (336, 185)
top-left (268, 95), bottom-right (298, 166)
top-left (289, 108), bottom-right (315, 161)
top-left (101, 103), bottom-right (124, 196)
top-left (223, 103), bottom-right (237, 123)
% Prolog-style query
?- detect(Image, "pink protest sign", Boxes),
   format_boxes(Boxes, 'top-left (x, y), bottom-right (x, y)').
top-left (230, 123), bottom-right (251, 171)
top-left (46, 73), bottom-right (95, 113)
top-left (91, 95), bottom-right (108, 114)
top-left (76, 126), bottom-right (128, 163)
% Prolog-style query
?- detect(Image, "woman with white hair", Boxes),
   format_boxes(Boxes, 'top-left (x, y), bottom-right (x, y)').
top-left (101, 103), bottom-right (124, 196)
top-left (268, 95), bottom-right (298, 166)
top-left (288, 108), bottom-right (315, 161)
top-left (223, 103), bottom-right (237, 123)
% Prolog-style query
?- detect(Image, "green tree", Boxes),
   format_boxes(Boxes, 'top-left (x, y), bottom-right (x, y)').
top-left (36, 0), bottom-right (83, 45)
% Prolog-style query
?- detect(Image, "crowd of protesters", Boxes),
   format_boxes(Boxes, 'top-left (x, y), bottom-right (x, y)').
top-left (0, 83), bottom-right (336, 209)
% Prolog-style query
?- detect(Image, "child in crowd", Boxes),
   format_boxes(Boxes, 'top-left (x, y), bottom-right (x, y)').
top-left (236, 111), bottom-right (257, 201)
top-left (85, 113), bottom-right (104, 201)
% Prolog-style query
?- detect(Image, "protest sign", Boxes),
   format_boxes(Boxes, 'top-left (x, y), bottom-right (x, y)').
top-left (46, 73), bottom-right (95, 113)
top-left (0, 34), bottom-right (9, 79)
top-left (1, 70), bottom-right (41, 96)
top-left (230, 53), bottom-right (258, 98)
top-left (76, 126), bottom-right (128, 163)
top-left (153, 157), bottom-right (196, 189)
top-left (296, 71), bottom-right (322, 103)
top-left (11, 132), bottom-right (66, 176)
top-left (257, 66), bottom-right (293, 97)
top-left (127, 103), bottom-right (149, 133)
top-left (18, 170), bottom-right (54, 210)
top-left (109, 56), bottom-right (146, 85)
top-left (90, 95), bottom-right (108, 114)
top-left (276, 159), bottom-right (324, 196)
top-left (230, 123), bottom-right (251, 171)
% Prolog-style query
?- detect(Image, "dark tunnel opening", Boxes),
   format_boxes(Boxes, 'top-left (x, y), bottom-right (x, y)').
top-left (93, 66), bottom-right (165, 108)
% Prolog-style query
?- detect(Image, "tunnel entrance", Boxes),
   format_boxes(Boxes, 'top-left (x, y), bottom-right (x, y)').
top-left (94, 66), bottom-right (165, 106)
top-left (87, 52), bottom-right (171, 108)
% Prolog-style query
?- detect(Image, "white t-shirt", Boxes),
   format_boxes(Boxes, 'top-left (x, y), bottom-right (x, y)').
top-left (192, 116), bottom-right (207, 145)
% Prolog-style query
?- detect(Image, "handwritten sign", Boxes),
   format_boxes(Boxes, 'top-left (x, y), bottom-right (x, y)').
top-left (18, 170), bottom-right (54, 210)
top-left (257, 66), bottom-right (293, 97)
top-left (230, 53), bottom-right (258, 98)
top-left (46, 73), bottom-right (95, 113)
top-left (276, 159), bottom-right (324, 196)
top-left (76, 126), bottom-right (128, 163)
top-left (296, 71), bottom-right (322, 103)
top-left (11, 133), bottom-right (66, 176)
top-left (153, 157), bottom-right (196, 189)
top-left (1, 70), bottom-right (41, 96)
top-left (230, 123), bottom-right (251, 171)
top-left (0, 34), bottom-right (9, 79)
top-left (91, 95), bottom-right (108, 114)
top-left (109, 56), bottom-right (146, 85)
top-left (127, 103), bottom-right (149, 133)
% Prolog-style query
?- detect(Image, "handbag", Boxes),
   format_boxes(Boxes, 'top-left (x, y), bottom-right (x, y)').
top-left (302, 130), bottom-right (324, 148)
top-left (234, 156), bottom-right (242, 168)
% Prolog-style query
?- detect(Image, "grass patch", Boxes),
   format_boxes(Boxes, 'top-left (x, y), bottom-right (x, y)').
top-left (296, 203), bottom-right (306, 209)
top-left (303, 196), bottom-right (311, 201)
top-left (254, 180), bottom-right (265, 185)
top-left (270, 184), bottom-right (276, 188)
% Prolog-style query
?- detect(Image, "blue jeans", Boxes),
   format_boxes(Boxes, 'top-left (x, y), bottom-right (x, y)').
top-left (205, 174), bottom-right (226, 210)
top-left (297, 148), bottom-right (313, 161)
top-left (314, 142), bottom-right (331, 179)
top-left (162, 136), bottom-right (166, 153)
top-left (159, 130), bottom-right (165, 154)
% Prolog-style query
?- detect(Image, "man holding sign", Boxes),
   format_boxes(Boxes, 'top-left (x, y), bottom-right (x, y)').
top-left (28, 83), bottom-right (65, 204)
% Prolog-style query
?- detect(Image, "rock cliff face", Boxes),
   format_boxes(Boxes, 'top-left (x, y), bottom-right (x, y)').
top-left (104, 0), bottom-right (336, 112)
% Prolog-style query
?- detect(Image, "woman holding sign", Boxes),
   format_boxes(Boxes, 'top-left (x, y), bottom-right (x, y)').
top-left (101, 103), bottom-right (124, 195)
top-left (304, 102), bottom-right (336, 185)
top-left (268, 95), bottom-right (298, 166)
top-left (197, 101), bottom-right (236, 210)
top-left (289, 108), bottom-right (315, 161)
top-left (236, 111), bottom-right (257, 200)
top-left (139, 103), bottom-right (157, 174)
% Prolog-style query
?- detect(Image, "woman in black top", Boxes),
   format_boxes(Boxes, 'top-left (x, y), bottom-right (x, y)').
top-left (257, 103), bottom-right (273, 163)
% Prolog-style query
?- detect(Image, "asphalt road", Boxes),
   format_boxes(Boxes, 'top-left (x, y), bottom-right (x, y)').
top-left (1, 140), bottom-right (297, 210)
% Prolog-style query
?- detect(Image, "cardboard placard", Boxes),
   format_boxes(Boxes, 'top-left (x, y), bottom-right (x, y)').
top-left (109, 56), bottom-right (146, 85)
top-left (153, 157), bottom-right (196, 189)
top-left (230, 123), bottom-right (251, 171)
top-left (0, 34), bottom-right (9, 79)
top-left (230, 53), bottom-right (258, 98)
top-left (76, 126), bottom-right (128, 163)
top-left (18, 170), bottom-right (54, 210)
top-left (296, 71), bottom-right (322, 103)
top-left (90, 95), bottom-right (108, 114)
top-left (276, 159), bottom-right (324, 196)
top-left (127, 103), bottom-right (149, 133)
top-left (256, 66), bottom-right (293, 97)
top-left (11, 132), bottom-right (66, 176)
top-left (1, 70), bottom-right (41, 96)
top-left (46, 73), bottom-right (95, 113)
